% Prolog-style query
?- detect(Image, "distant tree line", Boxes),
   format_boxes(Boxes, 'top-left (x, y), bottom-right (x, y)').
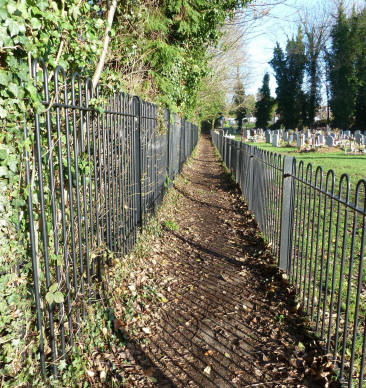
top-left (255, 4), bottom-right (366, 130)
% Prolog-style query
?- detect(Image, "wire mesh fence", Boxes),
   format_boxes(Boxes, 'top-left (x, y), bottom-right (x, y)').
top-left (23, 59), bottom-right (198, 376)
top-left (212, 129), bottom-right (366, 388)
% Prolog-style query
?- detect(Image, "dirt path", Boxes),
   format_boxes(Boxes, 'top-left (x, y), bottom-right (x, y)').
top-left (113, 133), bottom-right (336, 388)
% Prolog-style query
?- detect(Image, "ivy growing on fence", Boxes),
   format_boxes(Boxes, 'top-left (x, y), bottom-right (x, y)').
top-left (0, 0), bottom-right (248, 384)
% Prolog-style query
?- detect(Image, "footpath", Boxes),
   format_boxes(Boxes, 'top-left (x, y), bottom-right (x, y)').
top-left (109, 133), bottom-right (337, 388)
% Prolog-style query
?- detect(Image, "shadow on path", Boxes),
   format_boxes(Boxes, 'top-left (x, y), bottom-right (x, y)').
top-left (110, 133), bottom-right (339, 388)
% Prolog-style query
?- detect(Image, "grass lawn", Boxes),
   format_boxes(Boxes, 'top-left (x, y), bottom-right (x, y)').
top-left (235, 137), bottom-right (366, 186)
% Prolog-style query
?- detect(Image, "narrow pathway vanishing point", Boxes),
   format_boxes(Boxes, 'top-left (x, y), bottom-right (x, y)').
top-left (113, 133), bottom-right (337, 388)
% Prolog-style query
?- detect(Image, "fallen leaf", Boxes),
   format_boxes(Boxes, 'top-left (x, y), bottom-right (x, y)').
top-left (143, 367), bottom-right (154, 377)
top-left (86, 370), bottom-right (95, 378)
top-left (203, 365), bottom-right (211, 375)
top-left (113, 319), bottom-right (125, 330)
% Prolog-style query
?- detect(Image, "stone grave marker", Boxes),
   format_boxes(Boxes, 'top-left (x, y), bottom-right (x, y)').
top-left (355, 134), bottom-right (365, 145)
top-left (316, 134), bottom-right (324, 146)
top-left (265, 131), bottom-right (271, 144)
top-left (326, 136), bottom-right (334, 147)
top-left (272, 133), bottom-right (279, 147)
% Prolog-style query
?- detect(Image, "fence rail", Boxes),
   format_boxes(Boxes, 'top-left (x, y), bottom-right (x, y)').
top-left (211, 129), bottom-right (366, 388)
top-left (24, 59), bottom-right (198, 376)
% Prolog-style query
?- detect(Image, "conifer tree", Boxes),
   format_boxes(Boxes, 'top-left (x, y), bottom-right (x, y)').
top-left (270, 29), bottom-right (306, 128)
top-left (328, 4), bottom-right (358, 129)
top-left (303, 28), bottom-right (323, 127)
top-left (255, 73), bottom-right (275, 128)
top-left (354, 8), bottom-right (366, 129)
top-left (232, 68), bottom-right (247, 130)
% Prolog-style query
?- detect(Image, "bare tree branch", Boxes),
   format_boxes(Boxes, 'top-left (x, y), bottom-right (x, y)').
top-left (92, 0), bottom-right (118, 89)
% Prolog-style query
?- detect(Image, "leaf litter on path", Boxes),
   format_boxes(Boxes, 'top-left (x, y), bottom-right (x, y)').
top-left (91, 133), bottom-right (340, 387)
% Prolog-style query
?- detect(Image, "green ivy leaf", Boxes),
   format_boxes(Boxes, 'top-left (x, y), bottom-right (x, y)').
top-left (0, 166), bottom-right (9, 177)
top-left (45, 291), bottom-right (54, 304)
top-left (0, 107), bottom-right (7, 119)
top-left (58, 359), bottom-right (67, 371)
top-left (7, 20), bottom-right (20, 37)
top-left (49, 283), bottom-right (58, 293)
top-left (0, 8), bottom-right (8, 21)
top-left (6, 3), bottom-right (17, 15)
top-left (7, 158), bottom-right (17, 172)
top-left (53, 292), bottom-right (64, 303)
top-left (8, 83), bottom-right (19, 97)
top-left (12, 198), bottom-right (25, 208)
top-left (0, 145), bottom-right (8, 159)
top-left (30, 18), bottom-right (42, 30)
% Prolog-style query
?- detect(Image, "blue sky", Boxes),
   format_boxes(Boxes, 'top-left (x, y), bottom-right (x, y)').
top-left (245, 0), bottom-right (318, 96)
top-left (245, 0), bottom-right (365, 97)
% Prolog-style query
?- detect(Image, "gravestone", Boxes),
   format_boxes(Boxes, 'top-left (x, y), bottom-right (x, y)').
top-left (355, 130), bottom-right (361, 136)
top-left (316, 134), bottom-right (324, 146)
top-left (296, 134), bottom-right (301, 147)
top-left (265, 131), bottom-right (272, 144)
top-left (344, 130), bottom-right (351, 138)
top-left (355, 134), bottom-right (365, 145)
top-left (288, 134), bottom-right (293, 143)
top-left (311, 134), bottom-right (316, 147)
top-left (272, 134), bottom-right (279, 147)
top-left (297, 134), bottom-right (305, 148)
top-left (283, 131), bottom-right (289, 141)
top-left (325, 136), bottom-right (334, 147)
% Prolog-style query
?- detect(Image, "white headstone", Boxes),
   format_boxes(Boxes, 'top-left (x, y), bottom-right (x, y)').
top-left (272, 133), bottom-right (279, 147)
top-left (316, 134), bottom-right (324, 145)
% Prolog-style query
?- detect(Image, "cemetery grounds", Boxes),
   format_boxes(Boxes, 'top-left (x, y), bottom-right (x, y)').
top-left (233, 133), bottom-right (366, 383)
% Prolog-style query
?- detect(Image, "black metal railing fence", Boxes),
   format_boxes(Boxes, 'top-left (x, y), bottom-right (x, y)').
top-left (24, 59), bottom-right (198, 376)
top-left (212, 129), bottom-right (366, 388)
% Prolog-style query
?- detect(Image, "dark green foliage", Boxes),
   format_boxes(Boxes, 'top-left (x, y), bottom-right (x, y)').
top-left (0, 0), bottom-right (251, 384)
top-left (255, 73), bottom-right (275, 128)
top-left (270, 29), bottom-right (306, 128)
top-left (354, 8), bottom-right (366, 129)
top-left (232, 71), bottom-right (247, 130)
top-left (303, 28), bottom-right (322, 128)
top-left (327, 5), bottom-right (358, 129)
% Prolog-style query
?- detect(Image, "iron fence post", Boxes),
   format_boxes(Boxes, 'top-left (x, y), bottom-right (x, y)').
top-left (279, 156), bottom-right (295, 272)
top-left (166, 109), bottom-right (171, 181)
top-left (248, 147), bottom-right (255, 211)
top-left (134, 96), bottom-right (143, 227)
top-left (235, 140), bottom-right (242, 183)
